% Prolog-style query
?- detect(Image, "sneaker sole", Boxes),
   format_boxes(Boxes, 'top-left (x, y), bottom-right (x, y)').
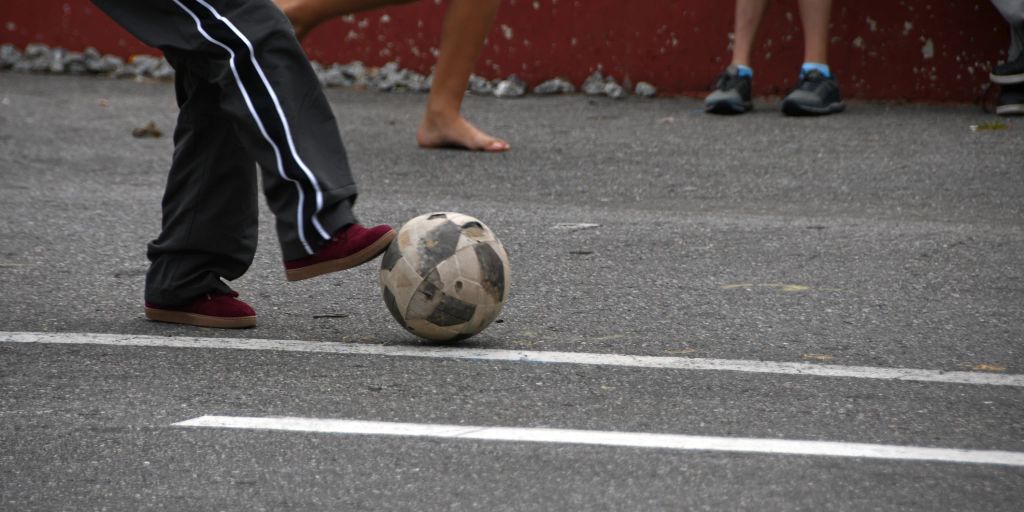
top-left (996, 103), bottom-right (1024, 116)
top-left (990, 72), bottom-right (1024, 85)
top-left (782, 100), bottom-right (845, 116)
top-left (144, 307), bottom-right (256, 329)
top-left (285, 229), bottom-right (397, 282)
top-left (705, 100), bottom-right (752, 115)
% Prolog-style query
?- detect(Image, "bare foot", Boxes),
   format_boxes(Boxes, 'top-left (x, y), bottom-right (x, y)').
top-left (417, 113), bottom-right (510, 152)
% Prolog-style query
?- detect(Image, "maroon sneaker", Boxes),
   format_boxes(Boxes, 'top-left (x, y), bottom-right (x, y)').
top-left (144, 291), bottom-right (257, 329)
top-left (284, 223), bottom-right (396, 281)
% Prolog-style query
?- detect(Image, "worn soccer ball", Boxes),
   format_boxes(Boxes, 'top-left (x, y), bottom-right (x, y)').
top-left (379, 212), bottom-right (510, 341)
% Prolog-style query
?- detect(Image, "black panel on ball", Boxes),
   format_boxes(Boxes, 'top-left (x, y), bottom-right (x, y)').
top-left (416, 221), bottom-right (462, 276)
top-left (473, 243), bottom-right (506, 302)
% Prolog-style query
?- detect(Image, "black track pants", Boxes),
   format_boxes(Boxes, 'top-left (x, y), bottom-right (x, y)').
top-left (90, 0), bottom-right (359, 306)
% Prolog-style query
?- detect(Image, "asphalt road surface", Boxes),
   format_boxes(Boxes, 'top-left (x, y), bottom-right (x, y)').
top-left (1, 72), bottom-right (1022, 511)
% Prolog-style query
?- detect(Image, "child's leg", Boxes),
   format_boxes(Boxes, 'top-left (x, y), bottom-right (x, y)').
top-left (989, 0), bottom-right (1024, 62)
top-left (92, 0), bottom-right (360, 262)
top-left (731, 0), bottom-right (770, 68)
top-left (797, 0), bottom-right (831, 66)
top-left (415, 0), bottom-right (508, 152)
top-left (275, 0), bottom-right (415, 40)
top-left (275, 0), bottom-right (507, 152)
top-left (144, 51), bottom-right (259, 307)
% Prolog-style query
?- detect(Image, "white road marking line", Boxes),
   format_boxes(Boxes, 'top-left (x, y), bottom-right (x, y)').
top-left (2, 331), bottom-right (1021, 387)
top-left (174, 415), bottom-right (1024, 467)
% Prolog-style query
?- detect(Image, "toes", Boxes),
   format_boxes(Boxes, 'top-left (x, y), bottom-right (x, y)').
top-left (483, 139), bottom-right (510, 152)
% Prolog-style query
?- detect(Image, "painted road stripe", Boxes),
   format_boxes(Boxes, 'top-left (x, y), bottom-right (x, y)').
top-left (175, 415), bottom-right (1024, 467)
top-left (3, 331), bottom-right (1022, 387)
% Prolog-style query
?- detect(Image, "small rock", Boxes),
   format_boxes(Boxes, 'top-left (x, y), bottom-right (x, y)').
top-left (418, 73), bottom-right (433, 93)
top-left (468, 74), bottom-right (494, 95)
top-left (400, 70), bottom-right (427, 92)
top-left (635, 81), bottom-right (657, 97)
top-left (20, 44), bottom-right (52, 72)
top-left (533, 77), bottom-right (575, 95)
top-left (150, 59), bottom-right (175, 79)
top-left (582, 71), bottom-right (606, 95)
top-left (23, 43), bottom-right (50, 60)
top-left (95, 54), bottom-right (125, 74)
top-left (372, 62), bottom-right (403, 91)
top-left (374, 73), bottom-right (399, 91)
top-left (30, 57), bottom-right (51, 73)
top-left (320, 63), bottom-right (351, 87)
top-left (132, 121), bottom-right (162, 138)
top-left (341, 61), bottom-right (367, 82)
top-left (494, 74), bottom-right (526, 98)
top-left (48, 47), bottom-right (67, 73)
top-left (62, 51), bottom-right (88, 75)
top-left (0, 44), bottom-right (22, 69)
top-left (603, 77), bottom-right (626, 99)
top-left (112, 62), bottom-right (138, 79)
top-left (376, 62), bottom-right (427, 91)
top-left (127, 54), bottom-right (162, 77)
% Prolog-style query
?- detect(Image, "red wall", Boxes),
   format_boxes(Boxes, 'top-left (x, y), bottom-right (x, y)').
top-left (0, 0), bottom-right (1009, 102)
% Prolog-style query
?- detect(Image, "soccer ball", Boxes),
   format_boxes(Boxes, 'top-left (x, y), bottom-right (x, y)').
top-left (379, 212), bottom-right (510, 341)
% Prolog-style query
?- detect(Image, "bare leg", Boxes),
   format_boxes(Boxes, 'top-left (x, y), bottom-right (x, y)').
top-left (731, 0), bottom-right (771, 67)
top-left (797, 0), bottom-right (831, 64)
top-left (275, 0), bottom-right (508, 152)
top-left (416, 0), bottom-right (507, 152)
top-left (274, 0), bottom-right (413, 40)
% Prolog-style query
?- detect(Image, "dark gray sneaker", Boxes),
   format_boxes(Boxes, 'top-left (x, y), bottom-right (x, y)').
top-left (996, 83), bottom-right (1024, 116)
top-left (705, 65), bottom-right (752, 115)
top-left (781, 70), bottom-right (845, 116)
top-left (991, 53), bottom-right (1024, 85)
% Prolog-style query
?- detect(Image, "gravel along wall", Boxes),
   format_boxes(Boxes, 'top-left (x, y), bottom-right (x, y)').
top-left (0, 0), bottom-right (1010, 102)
